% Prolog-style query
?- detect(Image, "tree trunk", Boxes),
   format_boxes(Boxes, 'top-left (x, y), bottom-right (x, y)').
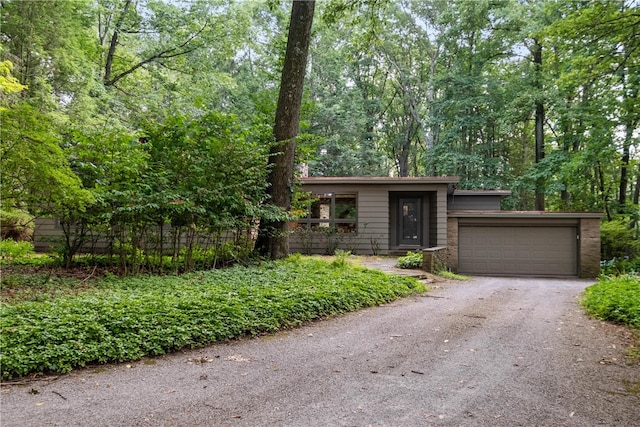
top-left (103, 0), bottom-right (133, 85)
top-left (255, 0), bottom-right (315, 259)
top-left (633, 163), bottom-right (640, 205)
top-left (618, 123), bottom-right (632, 209)
top-left (533, 39), bottom-right (545, 211)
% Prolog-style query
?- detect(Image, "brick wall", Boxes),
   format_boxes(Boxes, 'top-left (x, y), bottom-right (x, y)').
top-left (579, 218), bottom-right (601, 278)
top-left (446, 217), bottom-right (459, 273)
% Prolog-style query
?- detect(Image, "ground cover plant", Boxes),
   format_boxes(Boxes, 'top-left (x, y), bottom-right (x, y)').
top-left (397, 251), bottom-right (423, 269)
top-left (582, 275), bottom-right (640, 328)
top-left (435, 270), bottom-right (468, 281)
top-left (582, 274), bottom-right (640, 388)
top-left (0, 256), bottom-right (426, 380)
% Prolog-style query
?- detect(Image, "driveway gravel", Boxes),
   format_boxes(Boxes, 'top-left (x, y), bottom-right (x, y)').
top-left (1, 276), bottom-right (639, 426)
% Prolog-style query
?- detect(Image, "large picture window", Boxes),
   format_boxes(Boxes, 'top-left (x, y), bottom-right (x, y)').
top-left (298, 193), bottom-right (357, 233)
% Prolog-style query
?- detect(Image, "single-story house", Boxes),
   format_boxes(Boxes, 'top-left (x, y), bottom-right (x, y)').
top-left (290, 176), bottom-right (602, 278)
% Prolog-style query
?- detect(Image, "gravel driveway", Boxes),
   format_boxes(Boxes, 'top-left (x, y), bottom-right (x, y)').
top-left (2, 276), bottom-right (639, 426)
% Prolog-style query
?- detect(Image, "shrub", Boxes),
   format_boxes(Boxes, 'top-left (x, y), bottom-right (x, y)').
top-left (600, 257), bottom-right (640, 276)
top-left (582, 275), bottom-right (640, 328)
top-left (397, 250), bottom-right (423, 269)
top-left (331, 249), bottom-right (351, 268)
top-left (0, 239), bottom-right (34, 259)
top-left (601, 219), bottom-right (640, 261)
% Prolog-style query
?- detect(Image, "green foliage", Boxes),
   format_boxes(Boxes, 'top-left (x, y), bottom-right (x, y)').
top-left (600, 258), bottom-right (640, 276)
top-left (600, 219), bottom-right (640, 261)
top-left (0, 257), bottom-right (426, 379)
top-left (0, 240), bottom-right (34, 259)
top-left (397, 250), bottom-right (423, 269)
top-left (582, 275), bottom-right (640, 328)
top-left (1, 273), bottom-right (92, 304)
top-left (0, 60), bottom-right (27, 108)
top-left (1, 0), bottom-right (639, 266)
top-left (436, 270), bottom-right (469, 281)
top-left (0, 104), bottom-right (94, 216)
top-left (331, 249), bottom-right (351, 268)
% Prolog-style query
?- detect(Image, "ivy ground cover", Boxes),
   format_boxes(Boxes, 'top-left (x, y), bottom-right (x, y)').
top-left (0, 256), bottom-right (426, 380)
top-left (582, 275), bottom-right (640, 328)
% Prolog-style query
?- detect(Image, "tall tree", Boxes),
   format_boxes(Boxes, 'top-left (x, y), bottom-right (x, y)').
top-left (255, 0), bottom-right (316, 259)
top-left (532, 38), bottom-right (545, 210)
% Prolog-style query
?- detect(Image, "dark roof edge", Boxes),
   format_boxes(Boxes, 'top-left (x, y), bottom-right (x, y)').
top-left (451, 190), bottom-right (511, 196)
top-left (301, 176), bottom-right (460, 184)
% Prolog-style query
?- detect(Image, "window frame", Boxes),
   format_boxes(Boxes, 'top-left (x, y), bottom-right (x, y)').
top-left (298, 192), bottom-right (358, 233)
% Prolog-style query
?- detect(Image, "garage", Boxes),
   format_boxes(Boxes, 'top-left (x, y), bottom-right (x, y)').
top-left (447, 213), bottom-right (602, 278)
top-left (458, 224), bottom-right (578, 276)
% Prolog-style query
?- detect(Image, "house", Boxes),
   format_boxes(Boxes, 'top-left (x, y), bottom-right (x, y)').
top-left (290, 177), bottom-right (602, 278)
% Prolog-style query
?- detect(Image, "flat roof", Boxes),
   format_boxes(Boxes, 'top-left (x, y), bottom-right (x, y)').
top-left (451, 190), bottom-right (511, 196)
top-left (301, 176), bottom-right (460, 185)
top-left (448, 210), bottom-right (603, 218)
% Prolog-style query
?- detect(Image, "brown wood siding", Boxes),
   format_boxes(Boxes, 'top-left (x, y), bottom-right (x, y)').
top-left (33, 218), bottom-right (246, 254)
top-left (434, 187), bottom-right (448, 246)
top-left (33, 218), bottom-right (113, 253)
top-left (429, 192), bottom-right (438, 247)
top-left (448, 195), bottom-right (503, 210)
top-left (290, 184), bottom-right (390, 255)
top-left (292, 181), bottom-right (452, 255)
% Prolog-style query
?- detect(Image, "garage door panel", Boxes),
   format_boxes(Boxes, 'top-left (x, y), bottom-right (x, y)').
top-left (458, 226), bottom-right (578, 276)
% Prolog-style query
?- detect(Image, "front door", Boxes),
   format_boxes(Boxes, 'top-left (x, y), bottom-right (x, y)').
top-left (399, 198), bottom-right (421, 245)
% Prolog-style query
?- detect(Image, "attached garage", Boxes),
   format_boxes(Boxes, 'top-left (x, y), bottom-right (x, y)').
top-left (447, 212), bottom-right (602, 278)
top-left (458, 223), bottom-right (578, 276)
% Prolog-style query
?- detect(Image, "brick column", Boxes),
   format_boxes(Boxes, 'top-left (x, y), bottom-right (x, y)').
top-left (579, 218), bottom-right (601, 278)
top-left (446, 217), bottom-right (459, 273)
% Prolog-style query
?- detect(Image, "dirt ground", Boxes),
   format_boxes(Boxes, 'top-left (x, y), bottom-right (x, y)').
top-left (1, 273), bottom-right (639, 426)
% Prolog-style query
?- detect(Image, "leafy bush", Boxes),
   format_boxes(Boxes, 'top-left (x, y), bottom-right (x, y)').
top-left (0, 239), bottom-right (34, 259)
top-left (601, 219), bottom-right (640, 261)
top-left (600, 257), bottom-right (640, 276)
top-left (331, 249), bottom-right (351, 268)
top-left (582, 275), bottom-right (640, 328)
top-left (397, 250), bottom-right (423, 269)
top-left (0, 257), bottom-right (426, 380)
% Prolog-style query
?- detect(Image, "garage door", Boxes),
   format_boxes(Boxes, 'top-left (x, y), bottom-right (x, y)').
top-left (458, 226), bottom-right (578, 276)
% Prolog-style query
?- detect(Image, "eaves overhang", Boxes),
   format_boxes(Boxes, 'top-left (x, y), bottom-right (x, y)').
top-left (447, 210), bottom-right (603, 219)
top-left (301, 176), bottom-right (460, 185)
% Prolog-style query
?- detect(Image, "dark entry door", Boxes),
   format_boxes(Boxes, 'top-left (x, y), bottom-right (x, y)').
top-left (399, 198), bottom-right (421, 245)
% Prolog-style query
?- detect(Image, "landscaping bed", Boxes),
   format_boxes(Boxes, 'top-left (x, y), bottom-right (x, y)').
top-left (0, 255), bottom-right (426, 380)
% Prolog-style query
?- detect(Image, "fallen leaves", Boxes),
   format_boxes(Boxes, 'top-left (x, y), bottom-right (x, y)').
top-left (226, 355), bottom-right (250, 362)
top-left (188, 356), bottom-right (216, 364)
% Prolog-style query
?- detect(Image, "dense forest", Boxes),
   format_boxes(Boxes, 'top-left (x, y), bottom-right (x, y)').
top-left (1, 0), bottom-right (638, 265)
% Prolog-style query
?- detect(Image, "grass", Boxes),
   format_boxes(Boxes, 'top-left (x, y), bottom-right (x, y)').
top-left (436, 270), bottom-right (468, 280)
top-left (0, 256), bottom-right (426, 380)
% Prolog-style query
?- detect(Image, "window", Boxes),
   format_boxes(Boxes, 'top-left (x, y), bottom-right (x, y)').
top-left (298, 193), bottom-right (357, 233)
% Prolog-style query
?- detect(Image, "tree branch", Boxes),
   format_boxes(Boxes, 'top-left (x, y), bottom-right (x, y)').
top-left (104, 20), bottom-right (208, 87)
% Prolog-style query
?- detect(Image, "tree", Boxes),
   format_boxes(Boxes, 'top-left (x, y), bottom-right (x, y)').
top-left (539, 0), bottom-right (639, 217)
top-left (305, 14), bottom-right (388, 177)
top-left (255, 0), bottom-right (316, 259)
top-left (0, 104), bottom-right (94, 219)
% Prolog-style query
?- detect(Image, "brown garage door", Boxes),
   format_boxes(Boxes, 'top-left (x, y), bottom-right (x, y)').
top-left (458, 226), bottom-right (578, 276)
